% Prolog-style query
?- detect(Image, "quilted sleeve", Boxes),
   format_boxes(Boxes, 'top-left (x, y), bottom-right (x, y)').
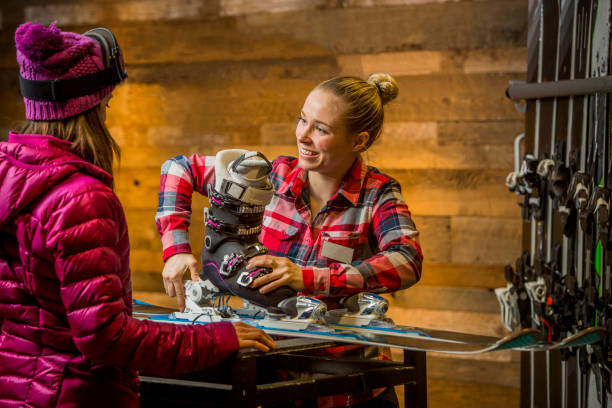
top-left (46, 184), bottom-right (238, 376)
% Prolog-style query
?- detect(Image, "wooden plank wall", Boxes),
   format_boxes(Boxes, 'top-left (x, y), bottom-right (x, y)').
top-left (0, 0), bottom-right (527, 388)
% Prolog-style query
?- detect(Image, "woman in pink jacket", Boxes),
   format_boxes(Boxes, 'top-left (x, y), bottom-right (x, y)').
top-left (0, 22), bottom-right (275, 407)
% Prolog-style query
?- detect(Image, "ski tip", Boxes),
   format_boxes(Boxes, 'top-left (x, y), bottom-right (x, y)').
top-left (549, 327), bottom-right (607, 350)
top-left (495, 328), bottom-right (545, 351)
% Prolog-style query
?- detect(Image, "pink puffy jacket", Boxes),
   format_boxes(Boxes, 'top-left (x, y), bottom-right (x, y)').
top-left (0, 133), bottom-right (238, 407)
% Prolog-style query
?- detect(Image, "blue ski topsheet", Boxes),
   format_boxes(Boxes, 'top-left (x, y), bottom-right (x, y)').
top-left (133, 300), bottom-right (495, 345)
top-left (132, 300), bottom-right (544, 354)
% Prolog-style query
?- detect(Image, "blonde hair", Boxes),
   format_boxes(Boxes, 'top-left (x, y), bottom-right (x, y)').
top-left (18, 103), bottom-right (120, 180)
top-left (316, 73), bottom-right (399, 149)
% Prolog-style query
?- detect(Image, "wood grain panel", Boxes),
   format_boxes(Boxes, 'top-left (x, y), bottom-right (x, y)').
top-left (339, 47), bottom-right (526, 78)
top-left (338, 51), bottom-right (443, 77)
top-left (386, 306), bottom-right (507, 338)
top-left (462, 47), bottom-right (527, 74)
top-left (114, 145), bottom-right (298, 171)
top-left (368, 142), bottom-right (513, 170)
top-left (0, 87), bottom-right (24, 128)
top-left (22, 1), bottom-right (218, 26)
top-left (344, 0), bottom-right (518, 6)
top-left (124, 209), bottom-right (162, 251)
top-left (387, 74), bottom-right (522, 122)
top-left (4, 1), bottom-right (526, 56)
top-left (128, 57), bottom-right (339, 83)
top-left (132, 271), bottom-right (165, 292)
top-left (261, 121), bottom-right (439, 146)
top-left (437, 120), bottom-right (524, 146)
top-left (106, 81), bottom-right (315, 142)
top-left (426, 355), bottom-right (520, 387)
top-left (400, 347), bottom-right (514, 364)
top-left (417, 262), bottom-right (506, 289)
top-left (388, 169), bottom-right (517, 216)
top-left (411, 215), bottom-right (451, 263)
top-left (2, 74), bottom-right (523, 135)
top-left (451, 216), bottom-right (522, 265)
top-left (410, 379), bottom-right (519, 407)
top-left (384, 285), bottom-right (500, 314)
top-left (219, 0), bottom-right (326, 16)
top-left (0, 20), bottom-right (332, 68)
top-left (243, 1), bottom-right (526, 53)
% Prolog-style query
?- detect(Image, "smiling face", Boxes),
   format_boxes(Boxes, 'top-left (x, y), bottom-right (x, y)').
top-left (296, 88), bottom-right (362, 179)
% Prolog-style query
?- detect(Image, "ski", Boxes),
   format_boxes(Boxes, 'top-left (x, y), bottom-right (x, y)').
top-left (526, 2), bottom-right (562, 406)
top-left (133, 294), bottom-right (606, 356)
top-left (543, 1), bottom-right (576, 406)
top-left (556, 1), bottom-right (583, 406)
top-left (524, 326), bottom-right (608, 351)
top-left (318, 292), bottom-right (606, 352)
top-left (563, 2), bottom-right (595, 407)
top-left (132, 298), bottom-right (606, 355)
top-left (549, 326), bottom-right (607, 350)
top-left (132, 297), bottom-right (525, 347)
top-left (132, 299), bottom-right (545, 355)
top-left (584, 0), bottom-right (612, 405)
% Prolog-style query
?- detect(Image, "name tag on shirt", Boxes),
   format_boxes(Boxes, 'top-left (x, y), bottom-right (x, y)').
top-left (321, 240), bottom-right (354, 264)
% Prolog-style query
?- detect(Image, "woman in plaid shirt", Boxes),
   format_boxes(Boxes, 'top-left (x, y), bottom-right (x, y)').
top-left (156, 73), bottom-right (423, 407)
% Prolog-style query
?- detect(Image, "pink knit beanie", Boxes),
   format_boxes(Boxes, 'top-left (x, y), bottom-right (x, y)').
top-left (15, 22), bottom-right (115, 120)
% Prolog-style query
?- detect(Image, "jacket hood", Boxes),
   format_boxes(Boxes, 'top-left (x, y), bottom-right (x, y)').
top-left (0, 132), bottom-right (113, 227)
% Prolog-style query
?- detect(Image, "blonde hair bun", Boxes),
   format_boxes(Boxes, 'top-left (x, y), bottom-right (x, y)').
top-left (366, 73), bottom-right (399, 105)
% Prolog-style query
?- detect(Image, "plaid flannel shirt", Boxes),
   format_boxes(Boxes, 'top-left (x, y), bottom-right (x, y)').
top-left (156, 154), bottom-right (422, 302)
top-left (156, 153), bottom-right (423, 407)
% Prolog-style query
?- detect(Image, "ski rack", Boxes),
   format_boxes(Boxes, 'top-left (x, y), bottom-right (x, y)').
top-left (498, 2), bottom-right (612, 408)
top-left (506, 76), bottom-right (612, 100)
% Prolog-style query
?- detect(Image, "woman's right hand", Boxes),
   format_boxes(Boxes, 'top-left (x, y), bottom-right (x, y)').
top-left (232, 322), bottom-right (277, 352)
top-left (162, 253), bottom-right (200, 311)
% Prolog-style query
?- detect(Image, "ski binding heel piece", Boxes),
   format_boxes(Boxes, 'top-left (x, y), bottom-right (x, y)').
top-left (525, 277), bottom-right (547, 304)
top-left (326, 292), bottom-right (395, 328)
top-left (239, 296), bottom-right (329, 331)
top-left (495, 284), bottom-right (520, 331)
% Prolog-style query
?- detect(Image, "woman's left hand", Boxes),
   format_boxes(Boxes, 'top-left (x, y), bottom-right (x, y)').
top-left (246, 255), bottom-right (305, 293)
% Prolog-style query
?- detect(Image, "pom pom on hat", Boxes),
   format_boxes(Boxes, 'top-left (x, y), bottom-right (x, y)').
top-left (15, 22), bottom-right (64, 63)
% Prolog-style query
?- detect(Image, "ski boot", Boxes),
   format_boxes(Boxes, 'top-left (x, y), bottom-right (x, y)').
top-left (197, 149), bottom-right (297, 311)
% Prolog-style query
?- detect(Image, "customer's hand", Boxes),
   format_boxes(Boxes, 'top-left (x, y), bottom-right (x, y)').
top-left (232, 322), bottom-right (277, 352)
top-left (162, 253), bottom-right (199, 311)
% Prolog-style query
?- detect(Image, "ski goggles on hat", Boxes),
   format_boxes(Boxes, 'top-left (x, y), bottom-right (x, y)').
top-left (19, 27), bottom-right (128, 102)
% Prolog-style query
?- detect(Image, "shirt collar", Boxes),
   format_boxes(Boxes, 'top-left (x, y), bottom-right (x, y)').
top-left (276, 157), bottom-right (366, 207)
top-left (337, 157), bottom-right (366, 207)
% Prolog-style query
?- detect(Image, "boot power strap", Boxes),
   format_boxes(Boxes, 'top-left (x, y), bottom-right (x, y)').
top-left (219, 178), bottom-right (273, 206)
top-left (206, 216), bottom-right (262, 237)
top-left (209, 187), bottom-right (266, 215)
